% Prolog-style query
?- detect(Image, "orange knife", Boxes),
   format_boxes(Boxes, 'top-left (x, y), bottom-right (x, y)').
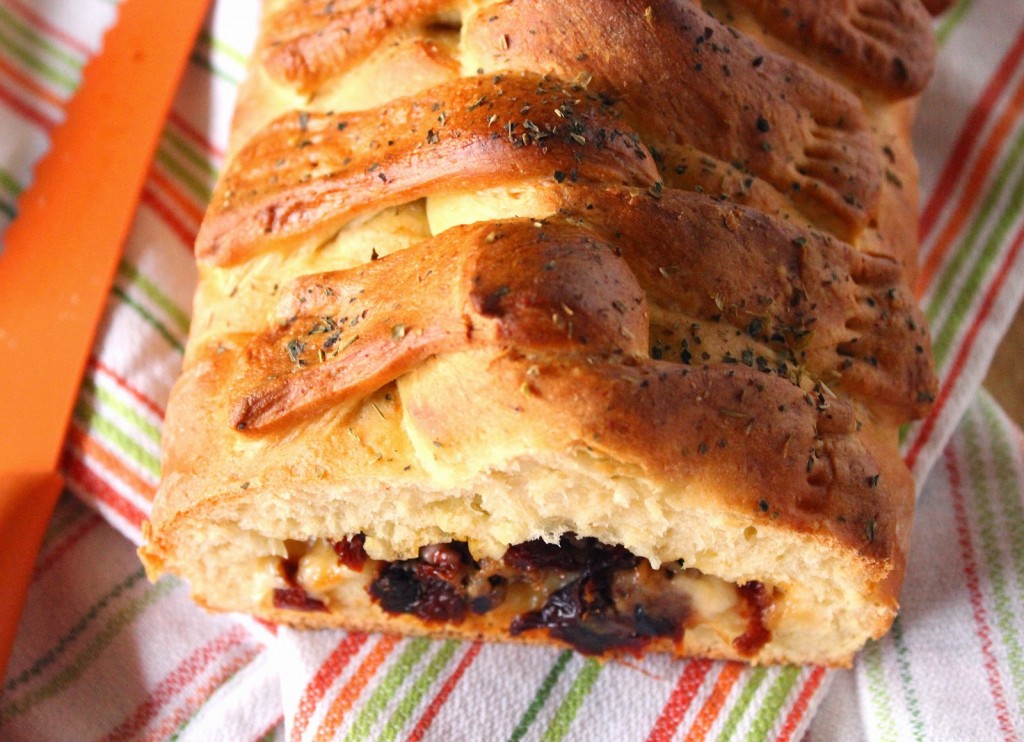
top-left (0, 0), bottom-right (210, 674)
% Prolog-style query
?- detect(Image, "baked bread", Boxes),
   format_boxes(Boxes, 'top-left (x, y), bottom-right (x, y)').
top-left (141, 0), bottom-right (940, 666)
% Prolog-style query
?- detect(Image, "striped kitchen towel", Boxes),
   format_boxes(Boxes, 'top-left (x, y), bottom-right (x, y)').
top-left (1, 0), bottom-right (1023, 740)
top-left (905, 1), bottom-right (1024, 486)
top-left (810, 391), bottom-right (1024, 741)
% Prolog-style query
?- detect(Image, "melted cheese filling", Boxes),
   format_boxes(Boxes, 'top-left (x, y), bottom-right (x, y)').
top-left (274, 537), bottom-right (776, 657)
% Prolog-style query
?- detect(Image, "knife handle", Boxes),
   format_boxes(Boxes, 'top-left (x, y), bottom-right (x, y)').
top-left (0, 471), bottom-right (64, 675)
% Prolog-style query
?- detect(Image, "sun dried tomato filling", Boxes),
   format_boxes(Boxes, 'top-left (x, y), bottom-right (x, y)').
top-left (275, 533), bottom-right (774, 657)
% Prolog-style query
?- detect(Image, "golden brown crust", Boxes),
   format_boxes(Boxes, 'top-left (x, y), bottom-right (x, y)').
top-left (198, 73), bottom-right (657, 265)
top-left (229, 218), bottom-right (648, 432)
top-left (262, 0), bottom-right (453, 94)
top-left (143, 0), bottom-right (938, 665)
top-left (462, 0), bottom-right (881, 243)
top-left (227, 187), bottom-right (934, 434)
top-left (552, 188), bottom-right (935, 420)
top-left (407, 351), bottom-right (902, 559)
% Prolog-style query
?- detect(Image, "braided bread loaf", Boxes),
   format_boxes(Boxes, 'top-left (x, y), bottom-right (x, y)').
top-left (141, 0), bottom-right (940, 666)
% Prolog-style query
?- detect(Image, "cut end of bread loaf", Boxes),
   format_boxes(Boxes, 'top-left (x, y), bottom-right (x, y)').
top-left (141, 432), bottom-right (904, 667)
top-left (142, 0), bottom-right (940, 666)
